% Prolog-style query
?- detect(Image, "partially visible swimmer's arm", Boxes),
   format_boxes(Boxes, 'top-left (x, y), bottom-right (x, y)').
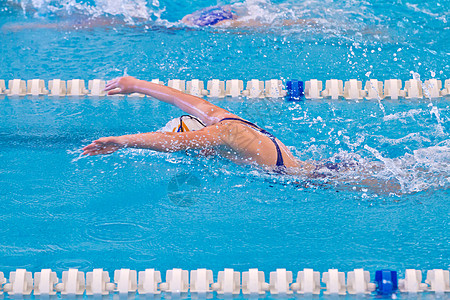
top-left (105, 76), bottom-right (238, 126)
top-left (215, 18), bottom-right (318, 28)
top-left (1, 17), bottom-right (127, 32)
top-left (82, 124), bottom-right (225, 156)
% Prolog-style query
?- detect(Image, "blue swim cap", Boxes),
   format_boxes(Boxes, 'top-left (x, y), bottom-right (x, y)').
top-left (192, 6), bottom-right (234, 26)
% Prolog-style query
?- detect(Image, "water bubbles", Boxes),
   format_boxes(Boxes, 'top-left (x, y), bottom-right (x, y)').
top-left (410, 71), bottom-right (421, 80)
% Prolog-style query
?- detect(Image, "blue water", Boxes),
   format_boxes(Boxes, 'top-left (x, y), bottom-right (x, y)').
top-left (0, 0), bottom-right (449, 298)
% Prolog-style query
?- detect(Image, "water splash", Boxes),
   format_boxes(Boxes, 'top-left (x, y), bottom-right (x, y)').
top-left (413, 71), bottom-right (445, 135)
top-left (365, 71), bottom-right (386, 116)
top-left (9, 0), bottom-right (161, 23)
top-left (363, 143), bottom-right (450, 194)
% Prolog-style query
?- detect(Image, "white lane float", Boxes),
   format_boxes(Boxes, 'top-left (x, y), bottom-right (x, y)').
top-left (207, 79), bottom-right (226, 98)
top-left (364, 79), bottom-right (384, 99)
top-left (404, 79), bottom-right (423, 99)
top-left (426, 269), bottom-right (450, 293)
top-left (322, 269), bottom-right (346, 295)
top-left (55, 268), bottom-right (85, 295)
top-left (384, 79), bottom-right (406, 99)
top-left (4, 269), bottom-right (33, 296)
top-left (423, 79), bottom-right (442, 98)
top-left (269, 268), bottom-right (293, 296)
top-left (48, 79), bottom-right (67, 97)
top-left (291, 268), bottom-right (320, 295)
top-left (88, 79), bottom-right (106, 97)
top-left (138, 268), bottom-right (162, 296)
top-left (398, 269), bottom-right (427, 293)
top-left (151, 79), bottom-right (164, 85)
top-left (211, 268), bottom-right (240, 296)
top-left (6, 79), bottom-right (27, 96)
top-left (225, 79), bottom-right (244, 97)
top-left (160, 268), bottom-right (189, 297)
top-left (344, 79), bottom-right (365, 99)
top-left (305, 79), bottom-right (323, 99)
top-left (85, 268), bottom-right (115, 296)
top-left (114, 268), bottom-right (137, 294)
top-left (168, 79), bottom-right (186, 92)
top-left (243, 79), bottom-right (265, 98)
top-left (442, 79), bottom-right (450, 96)
top-left (186, 79), bottom-right (207, 97)
top-left (346, 268), bottom-right (375, 294)
top-left (34, 269), bottom-right (58, 296)
top-left (67, 79), bottom-right (88, 96)
top-left (265, 79), bottom-right (286, 98)
top-left (0, 80), bottom-right (5, 95)
top-left (27, 79), bottom-right (48, 96)
top-left (322, 79), bottom-right (344, 99)
top-left (190, 268), bottom-right (213, 297)
top-left (0, 271), bottom-right (5, 296)
top-left (242, 268), bottom-right (269, 296)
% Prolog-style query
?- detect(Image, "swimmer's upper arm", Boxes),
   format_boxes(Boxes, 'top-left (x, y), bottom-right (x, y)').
top-left (122, 123), bottom-right (228, 152)
top-left (169, 89), bottom-right (238, 125)
top-left (132, 79), bottom-right (238, 125)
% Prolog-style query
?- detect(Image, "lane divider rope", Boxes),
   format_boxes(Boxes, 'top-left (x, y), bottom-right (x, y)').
top-left (0, 78), bottom-right (449, 100)
top-left (0, 268), bottom-right (449, 297)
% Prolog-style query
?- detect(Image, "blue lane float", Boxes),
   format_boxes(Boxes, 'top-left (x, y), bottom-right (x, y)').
top-left (285, 80), bottom-right (304, 101)
top-left (375, 269), bottom-right (398, 295)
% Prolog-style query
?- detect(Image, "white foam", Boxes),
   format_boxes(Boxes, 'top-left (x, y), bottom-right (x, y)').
top-left (383, 109), bottom-right (424, 121)
top-left (15, 0), bottom-right (162, 24)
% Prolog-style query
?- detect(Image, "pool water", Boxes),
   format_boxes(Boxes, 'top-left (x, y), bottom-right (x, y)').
top-left (0, 0), bottom-right (449, 298)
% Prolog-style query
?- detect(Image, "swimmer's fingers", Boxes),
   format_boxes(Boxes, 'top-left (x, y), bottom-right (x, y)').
top-left (105, 78), bottom-right (120, 92)
top-left (105, 78), bottom-right (120, 88)
top-left (82, 141), bottom-right (103, 151)
top-left (107, 88), bottom-right (123, 95)
top-left (82, 137), bottom-right (123, 155)
top-left (82, 148), bottom-right (118, 156)
top-left (105, 76), bottom-right (137, 95)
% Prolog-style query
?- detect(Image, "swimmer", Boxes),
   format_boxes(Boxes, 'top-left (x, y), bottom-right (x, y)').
top-left (82, 76), bottom-right (316, 175)
top-left (82, 77), bottom-right (405, 195)
top-left (181, 4), bottom-right (316, 28)
top-left (2, 3), bottom-right (316, 31)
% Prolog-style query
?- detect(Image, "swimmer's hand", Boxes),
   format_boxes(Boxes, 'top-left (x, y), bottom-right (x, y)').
top-left (82, 137), bottom-right (124, 156)
top-left (104, 76), bottom-right (139, 95)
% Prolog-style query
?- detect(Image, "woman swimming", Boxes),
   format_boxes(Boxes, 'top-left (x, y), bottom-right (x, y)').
top-left (82, 76), bottom-right (316, 175)
top-left (82, 77), bottom-right (406, 195)
top-left (2, 3), bottom-right (315, 31)
top-left (181, 4), bottom-right (316, 28)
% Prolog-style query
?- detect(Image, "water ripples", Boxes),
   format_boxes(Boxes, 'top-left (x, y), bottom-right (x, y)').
top-left (85, 222), bottom-right (153, 243)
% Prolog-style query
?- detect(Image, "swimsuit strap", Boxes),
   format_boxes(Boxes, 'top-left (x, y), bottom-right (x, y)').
top-left (220, 117), bottom-right (285, 168)
top-left (177, 115), bottom-right (206, 132)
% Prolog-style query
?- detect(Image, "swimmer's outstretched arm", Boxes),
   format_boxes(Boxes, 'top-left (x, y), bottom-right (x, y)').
top-left (105, 76), bottom-right (237, 126)
top-left (82, 124), bottom-right (225, 156)
top-left (216, 18), bottom-right (318, 28)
